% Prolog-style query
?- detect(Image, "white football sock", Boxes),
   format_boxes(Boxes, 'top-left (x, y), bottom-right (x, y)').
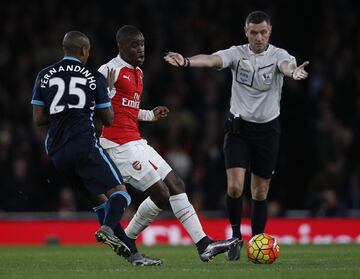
top-left (125, 196), bottom-right (162, 239)
top-left (170, 193), bottom-right (206, 243)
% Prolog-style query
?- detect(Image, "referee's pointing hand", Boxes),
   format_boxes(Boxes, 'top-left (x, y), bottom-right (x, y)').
top-left (292, 61), bottom-right (309, 80)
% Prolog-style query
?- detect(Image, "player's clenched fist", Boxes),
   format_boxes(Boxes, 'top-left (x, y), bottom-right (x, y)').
top-left (153, 106), bottom-right (169, 121)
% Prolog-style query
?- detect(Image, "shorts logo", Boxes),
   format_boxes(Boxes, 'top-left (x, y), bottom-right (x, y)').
top-left (132, 161), bottom-right (142, 170)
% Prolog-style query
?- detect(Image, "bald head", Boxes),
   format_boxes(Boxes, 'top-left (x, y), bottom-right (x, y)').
top-left (62, 31), bottom-right (90, 62)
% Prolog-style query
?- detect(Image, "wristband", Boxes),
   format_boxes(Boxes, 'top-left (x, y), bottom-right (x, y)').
top-left (182, 57), bottom-right (190, 68)
top-left (291, 70), bottom-right (295, 79)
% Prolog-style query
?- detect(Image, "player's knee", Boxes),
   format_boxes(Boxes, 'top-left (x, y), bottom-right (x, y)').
top-left (174, 177), bottom-right (186, 193)
top-left (252, 185), bottom-right (269, 200)
top-left (159, 186), bottom-right (170, 205)
top-left (105, 184), bottom-right (127, 197)
top-left (167, 176), bottom-right (186, 195)
top-left (150, 184), bottom-right (170, 209)
top-left (227, 182), bottom-right (244, 198)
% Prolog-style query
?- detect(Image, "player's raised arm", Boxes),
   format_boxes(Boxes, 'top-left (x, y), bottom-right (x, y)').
top-left (164, 51), bottom-right (222, 69)
top-left (106, 67), bottom-right (116, 91)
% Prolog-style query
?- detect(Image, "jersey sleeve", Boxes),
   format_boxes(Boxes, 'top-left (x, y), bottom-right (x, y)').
top-left (94, 73), bottom-right (111, 109)
top-left (31, 73), bottom-right (45, 106)
top-left (276, 49), bottom-right (297, 68)
top-left (213, 46), bottom-right (239, 69)
top-left (138, 109), bottom-right (155, 121)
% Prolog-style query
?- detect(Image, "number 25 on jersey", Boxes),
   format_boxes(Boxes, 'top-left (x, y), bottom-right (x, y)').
top-left (49, 76), bottom-right (87, 114)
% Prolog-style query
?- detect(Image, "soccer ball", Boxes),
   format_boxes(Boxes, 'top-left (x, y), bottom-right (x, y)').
top-left (247, 233), bottom-right (280, 264)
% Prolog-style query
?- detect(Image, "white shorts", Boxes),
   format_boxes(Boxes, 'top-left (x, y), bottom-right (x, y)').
top-left (105, 139), bottom-right (172, 191)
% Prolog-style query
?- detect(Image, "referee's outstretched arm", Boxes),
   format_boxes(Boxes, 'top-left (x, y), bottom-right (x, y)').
top-left (164, 52), bottom-right (222, 69)
top-left (279, 60), bottom-right (310, 80)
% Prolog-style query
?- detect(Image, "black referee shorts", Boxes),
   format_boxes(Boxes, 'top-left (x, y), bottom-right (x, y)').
top-left (223, 115), bottom-right (281, 179)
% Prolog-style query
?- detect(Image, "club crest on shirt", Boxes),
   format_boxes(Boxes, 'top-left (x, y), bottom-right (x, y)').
top-left (134, 93), bottom-right (140, 101)
top-left (132, 161), bottom-right (142, 170)
top-left (262, 72), bottom-right (273, 84)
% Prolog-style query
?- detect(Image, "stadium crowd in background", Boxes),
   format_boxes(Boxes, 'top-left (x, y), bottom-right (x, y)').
top-left (0, 0), bottom-right (359, 217)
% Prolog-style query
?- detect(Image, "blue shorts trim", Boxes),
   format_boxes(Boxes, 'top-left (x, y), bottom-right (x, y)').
top-left (93, 202), bottom-right (106, 212)
top-left (95, 141), bottom-right (121, 184)
top-left (44, 133), bottom-right (49, 154)
top-left (110, 191), bottom-right (131, 206)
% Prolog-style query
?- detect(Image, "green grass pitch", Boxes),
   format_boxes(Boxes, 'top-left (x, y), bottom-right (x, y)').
top-left (0, 245), bottom-right (359, 279)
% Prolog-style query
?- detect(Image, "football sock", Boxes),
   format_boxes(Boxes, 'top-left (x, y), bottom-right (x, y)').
top-left (127, 238), bottom-right (137, 254)
top-left (113, 221), bottom-right (137, 253)
top-left (93, 195), bottom-right (137, 253)
top-left (103, 191), bottom-right (131, 229)
top-left (196, 236), bottom-right (213, 254)
top-left (251, 199), bottom-right (268, 236)
top-left (125, 197), bottom-right (162, 239)
top-left (226, 195), bottom-right (243, 239)
top-left (93, 203), bottom-right (106, 224)
top-left (169, 193), bottom-right (206, 244)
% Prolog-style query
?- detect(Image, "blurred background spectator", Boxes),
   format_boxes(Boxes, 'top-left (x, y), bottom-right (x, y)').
top-left (0, 0), bottom-right (359, 217)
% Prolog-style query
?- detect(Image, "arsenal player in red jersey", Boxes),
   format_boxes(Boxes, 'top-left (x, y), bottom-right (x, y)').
top-left (95, 25), bottom-right (239, 264)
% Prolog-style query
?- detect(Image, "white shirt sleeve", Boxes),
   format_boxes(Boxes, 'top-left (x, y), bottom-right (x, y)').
top-left (138, 109), bottom-right (155, 121)
top-left (98, 64), bottom-right (107, 77)
top-left (276, 49), bottom-right (297, 68)
top-left (213, 46), bottom-right (239, 69)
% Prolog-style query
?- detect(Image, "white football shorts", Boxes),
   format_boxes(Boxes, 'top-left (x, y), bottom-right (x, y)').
top-left (105, 139), bottom-right (172, 191)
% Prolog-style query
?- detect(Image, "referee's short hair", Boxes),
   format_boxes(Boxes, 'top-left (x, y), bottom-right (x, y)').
top-left (245, 11), bottom-right (271, 26)
top-left (116, 25), bottom-right (142, 48)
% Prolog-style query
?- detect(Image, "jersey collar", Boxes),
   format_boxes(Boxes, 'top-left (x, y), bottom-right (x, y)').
top-left (116, 55), bottom-right (136, 69)
top-left (248, 44), bottom-right (272, 56)
top-left (63, 56), bottom-right (81, 62)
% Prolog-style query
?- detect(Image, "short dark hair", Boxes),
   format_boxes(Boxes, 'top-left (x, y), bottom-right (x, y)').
top-left (62, 31), bottom-right (90, 55)
top-left (245, 11), bottom-right (271, 26)
top-left (115, 25), bottom-right (142, 47)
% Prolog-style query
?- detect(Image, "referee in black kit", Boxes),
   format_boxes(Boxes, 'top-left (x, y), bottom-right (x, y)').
top-left (164, 10), bottom-right (309, 261)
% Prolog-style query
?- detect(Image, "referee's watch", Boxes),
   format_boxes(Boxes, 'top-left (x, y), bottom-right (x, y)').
top-left (291, 70), bottom-right (295, 79)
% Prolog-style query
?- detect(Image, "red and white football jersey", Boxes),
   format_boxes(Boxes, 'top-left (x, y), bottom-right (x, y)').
top-left (98, 55), bottom-right (144, 146)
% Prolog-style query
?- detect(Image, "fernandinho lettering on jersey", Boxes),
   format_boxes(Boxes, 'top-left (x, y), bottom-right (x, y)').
top-left (40, 64), bottom-right (97, 90)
